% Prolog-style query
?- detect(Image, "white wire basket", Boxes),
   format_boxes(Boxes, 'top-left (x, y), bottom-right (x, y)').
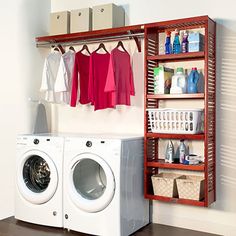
top-left (147, 108), bottom-right (204, 134)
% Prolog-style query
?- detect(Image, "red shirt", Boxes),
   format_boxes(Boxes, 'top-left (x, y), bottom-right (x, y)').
top-left (105, 48), bottom-right (135, 106)
top-left (88, 52), bottom-right (114, 111)
top-left (70, 52), bottom-right (90, 106)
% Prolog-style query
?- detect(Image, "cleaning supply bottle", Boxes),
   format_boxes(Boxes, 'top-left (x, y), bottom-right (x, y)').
top-left (176, 139), bottom-right (188, 164)
top-left (170, 67), bottom-right (187, 94)
top-left (165, 31), bottom-right (172, 54)
top-left (181, 31), bottom-right (188, 53)
top-left (165, 140), bottom-right (174, 163)
top-left (187, 67), bottom-right (200, 93)
top-left (173, 29), bottom-right (181, 54)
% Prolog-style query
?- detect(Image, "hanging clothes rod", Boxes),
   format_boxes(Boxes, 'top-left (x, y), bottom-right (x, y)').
top-left (36, 32), bottom-right (144, 52)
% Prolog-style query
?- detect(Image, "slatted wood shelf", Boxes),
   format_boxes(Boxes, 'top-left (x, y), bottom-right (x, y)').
top-left (147, 160), bottom-right (205, 171)
top-left (145, 194), bottom-right (205, 207)
top-left (147, 52), bottom-right (205, 62)
top-left (147, 93), bottom-right (204, 99)
top-left (146, 133), bottom-right (205, 140)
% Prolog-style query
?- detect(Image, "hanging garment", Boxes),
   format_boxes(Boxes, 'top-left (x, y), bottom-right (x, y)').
top-left (55, 49), bottom-right (75, 104)
top-left (104, 47), bottom-right (135, 106)
top-left (33, 103), bottom-right (49, 134)
top-left (88, 51), bottom-right (114, 111)
top-left (40, 50), bottom-right (62, 103)
top-left (70, 52), bottom-right (90, 107)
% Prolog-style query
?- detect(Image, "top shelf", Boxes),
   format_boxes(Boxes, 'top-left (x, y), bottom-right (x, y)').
top-left (36, 24), bottom-right (144, 45)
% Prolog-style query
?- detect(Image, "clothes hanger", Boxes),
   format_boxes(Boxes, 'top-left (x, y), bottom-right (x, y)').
top-left (69, 46), bottom-right (76, 52)
top-left (79, 44), bottom-right (91, 55)
top-left (95, 43), bottom-right (108, 53)
top-left (53, 44), bottom-right (65, 54)
top-left (116, 41), bottom-right (127, 53)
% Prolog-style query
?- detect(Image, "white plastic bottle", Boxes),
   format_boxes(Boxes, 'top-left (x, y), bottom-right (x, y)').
top-left (178, 139), bottom-right (188, 164)
top-left (170, 67), bottom-right (187, 94)
top-left (165, 140), bottom-right (175, 163)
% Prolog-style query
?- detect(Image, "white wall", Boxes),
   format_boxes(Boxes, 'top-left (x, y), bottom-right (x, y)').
top-left (50, 1), bottom-right (236, 236)
top-left (0, 0), bottom-right (50, 219)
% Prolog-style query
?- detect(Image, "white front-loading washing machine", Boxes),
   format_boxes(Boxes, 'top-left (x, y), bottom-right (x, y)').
top-left (15, 134), bottom-right (64, 227)
top-left (63, 135), bottom-right (149, 236)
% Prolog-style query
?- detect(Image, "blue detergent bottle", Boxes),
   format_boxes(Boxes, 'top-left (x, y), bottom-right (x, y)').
top-left (173, 29), bottom-right (181, 54)
top-left (187, 67), bottom-right (200, 93)
top-left (165, 31), bottom-right (172, 54)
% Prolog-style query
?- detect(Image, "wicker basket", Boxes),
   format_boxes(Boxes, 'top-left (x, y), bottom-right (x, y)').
top-left (151, 173), bottom-right (183, 198)
top-left (176, 175), bottom-right (205, 200)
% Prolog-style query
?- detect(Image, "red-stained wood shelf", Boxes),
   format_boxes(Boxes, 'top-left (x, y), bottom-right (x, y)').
top-left (36, 24), bottom-right (144, 44)
top-left (147, 52), bottom-right (205, 62)
top-left (147, 160), bottom-right (204, 171)
top-left (146, 133), bottom-right (204, 140)
top-left (145, 194), bottom-right (205, 207)
top-left (147, 93), bottom-right (204, 100)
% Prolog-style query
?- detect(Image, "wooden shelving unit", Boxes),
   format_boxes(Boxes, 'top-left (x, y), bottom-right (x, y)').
top-left (144, 16), bottom-right (216, 207)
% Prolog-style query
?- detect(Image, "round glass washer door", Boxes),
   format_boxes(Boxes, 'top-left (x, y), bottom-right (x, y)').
top-left (17, 150), bottom-right (58, 205)
top-left (69, 153), bottom-right (115, 213)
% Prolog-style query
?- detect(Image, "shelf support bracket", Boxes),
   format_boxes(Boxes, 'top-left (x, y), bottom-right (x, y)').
top-left (129, 30), bottom-right (142, 52)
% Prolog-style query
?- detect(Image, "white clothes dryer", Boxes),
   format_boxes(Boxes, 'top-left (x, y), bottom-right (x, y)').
top-left (63, 135), bottom-right (149, 236)
top-left (15, 134), bottom-right (64, 227)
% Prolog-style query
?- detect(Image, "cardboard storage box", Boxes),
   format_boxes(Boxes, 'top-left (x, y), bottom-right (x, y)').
top-left (50, 11), bottom-right (70, 35)
top-left (71, 8), bottom-right (92, 33)
top-left (188, 32), bottom-right (204, 52)
top-left (92, 3), bottom-right (125, 30)
top-left (153, 66), bottom-right (174, 94)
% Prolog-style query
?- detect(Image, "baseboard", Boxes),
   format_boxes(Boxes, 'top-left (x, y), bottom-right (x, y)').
top-left (152, 212), bottom-right (236, 236)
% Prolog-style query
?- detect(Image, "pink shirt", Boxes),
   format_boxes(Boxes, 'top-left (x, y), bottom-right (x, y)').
top-left (70, 52), bottom-right (90, 106)
top-left (88, 52), bottom-right (114, 111)
top-left (105, 48), bottom-right (135, 106)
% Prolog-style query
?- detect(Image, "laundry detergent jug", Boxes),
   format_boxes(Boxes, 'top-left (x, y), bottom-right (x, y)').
top-left (170, 67), bottom-right (187, 94)
top-left (187, 67), bottom-right (199, 93)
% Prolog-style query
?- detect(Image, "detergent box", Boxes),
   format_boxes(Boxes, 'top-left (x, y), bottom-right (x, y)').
top-left (154, 66), bottom-right (174, 94)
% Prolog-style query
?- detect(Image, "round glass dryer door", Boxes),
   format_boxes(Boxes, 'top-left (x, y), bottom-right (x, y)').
top-left (17, 150), bottom-right (58, 205)
top-left (69, 153), bottom-right (115, 213)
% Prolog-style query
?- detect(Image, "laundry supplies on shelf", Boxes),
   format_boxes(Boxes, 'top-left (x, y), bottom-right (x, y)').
top-left (170, 67), bottom-right (187, 94)
top-left (181, 31), bottom-right (189, 53)
top-left (165, 31), bottom-right (172, 54)
top-left (175, 139), bottom-right (189, 164)
top-left (188, 32), bottom-right (204, 52)
top-left (165, 140), bottom-right (175, 163)
top-left (173, 29), bottom-right (181, 54)
top-left (153, 66), bottom-right (174, 94)
top-left (187, 67), bottom-right (200, 93)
